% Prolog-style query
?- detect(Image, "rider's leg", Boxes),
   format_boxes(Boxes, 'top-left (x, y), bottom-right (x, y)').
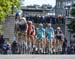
top-left (49, 39), bottom-right (53, 54)
top-left (52, 38), bottom-right (56, 53)
top-left (42, 38), bottom-right (46, 53)
top-left (59, 40), bottom-right (64, 53)
top-left (40, 39), bottom-right (43, 53)
top-left (30, 35), bottom-right (34, 47)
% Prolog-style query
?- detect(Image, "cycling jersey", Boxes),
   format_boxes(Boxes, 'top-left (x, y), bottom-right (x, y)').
top-left (36, 28), bottom-right (45, 39)
top-left (45, 27), bottom-right (54, 40)
top-left (15, 17), bottom-right (27, 32)
top-left (27, 24), bottom-right (35, 36)
top-left (55, 30), bottom-right (63, 40)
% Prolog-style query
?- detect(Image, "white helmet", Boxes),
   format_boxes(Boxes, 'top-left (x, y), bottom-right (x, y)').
top-left (47, 23), bottom-right (51, 26)
top-left (39, 24), bottom-right (43, 27)
top-left (57, 27), bottom-right (61, 30)
top-left (28, 21), bottom-right (32, 24)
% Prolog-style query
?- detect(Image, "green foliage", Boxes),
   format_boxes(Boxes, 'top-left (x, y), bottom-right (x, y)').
top-left (72, 4), bottom-right (75, 7)
top-left (0, 25), bottom-right (3, 34)
top-left (67, 4), bottom-right (75, 38)
top-left (0, 0), bottom-right (21, 22)
top-left (67, 20), bottom-right (75, 33)
top-left (19, 0), bottom-right (25, 5)
top-left (71, 8), bottom-right (75, 17)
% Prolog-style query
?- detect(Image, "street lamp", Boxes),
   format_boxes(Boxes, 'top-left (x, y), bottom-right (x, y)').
top-left (65, 7), bottom-right (68, 16)
top-left (11, 5), bottom-right (17, 14)
top-left (65, 2), bottom-right (71, 16)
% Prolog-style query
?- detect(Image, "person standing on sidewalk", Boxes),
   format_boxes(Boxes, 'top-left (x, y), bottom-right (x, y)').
top-left (0, 33), bottom-right (5, 54)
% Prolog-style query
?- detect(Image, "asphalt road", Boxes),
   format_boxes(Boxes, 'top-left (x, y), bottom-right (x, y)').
top-left (0, 55), bottom-right (75, 59)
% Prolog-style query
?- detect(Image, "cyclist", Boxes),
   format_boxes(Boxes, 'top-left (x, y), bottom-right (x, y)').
top-left (45, 23), bottom-right (54, 54)
top-left (36, 24), bottom-right (45, 53)
top-left (55, 27), bottom-right (64, 53)
top-left (26, 21), bottom-right (35, 53)
top-left (15, 11), bottom-right (27, 53)
top-left (15, 17), bottom-right (27, 41)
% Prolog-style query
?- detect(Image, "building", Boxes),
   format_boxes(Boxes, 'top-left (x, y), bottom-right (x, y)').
top-left (41, 4), bottom-right (52, 9)
top-left (55, 0), bottom-right (65, 16)
top-left (55, 0), bottom-right (75, 16)
top-left (21, 4), bottom-right (55, 16)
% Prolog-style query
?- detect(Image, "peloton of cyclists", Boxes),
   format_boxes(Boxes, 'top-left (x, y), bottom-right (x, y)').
top-left (15, 10), bottom-right (64, 54)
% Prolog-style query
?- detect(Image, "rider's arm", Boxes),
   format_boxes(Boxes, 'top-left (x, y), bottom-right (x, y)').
top-left (52, 28), bottom-right (55, 38)
top-left (43, 29), bottom-right (46, 38)
top-left (60, 31), bottom-right (64, 41)
top-left (33, 26), bottom-right (36, 35)
top-left (25, 24), bottom-right (28, 33)
top-left (61, 33), bottom-right (64, 41)
top-left (15, 21), bottom-right (18, 33)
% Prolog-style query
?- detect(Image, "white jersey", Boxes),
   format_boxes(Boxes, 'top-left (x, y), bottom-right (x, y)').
top-left (15, 17), bottom-right (27, 31)
top-left (15, 17), bottom-right (26, 25)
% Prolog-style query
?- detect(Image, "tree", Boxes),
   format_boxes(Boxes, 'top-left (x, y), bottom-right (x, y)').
top-left (67, 4), bottom-right (75, 38)
top-left (19, 0), bottom-right (25, 6)
top-left (0, 0), bottom-right (20, 22)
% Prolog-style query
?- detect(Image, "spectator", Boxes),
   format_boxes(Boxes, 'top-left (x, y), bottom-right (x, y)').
top-left (11, 40), bottom-right (19, 54)
top-left (62, 38), bottom-right (67, 54)
top-left (0, 33), bottom-right (5, 54)
top-left (0, 33), bottom-right (5, 45)
top-left (2, 42), bottom-right (9, 54)
top-left (46, 16), bottom-right (51, 23)
top-left (51, 16), bottom-right (56, 24)
top-left (25, 15), bottom-right (65, 24)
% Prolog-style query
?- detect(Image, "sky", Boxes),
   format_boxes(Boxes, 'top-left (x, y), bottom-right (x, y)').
top-left (23, 0), bottom-right (56, 7)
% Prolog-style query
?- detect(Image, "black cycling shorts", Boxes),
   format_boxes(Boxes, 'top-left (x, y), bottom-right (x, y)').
top-left (56, 36), bottom-right (62, 41)
top-left (18, 24), bottom-right (26, 32)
